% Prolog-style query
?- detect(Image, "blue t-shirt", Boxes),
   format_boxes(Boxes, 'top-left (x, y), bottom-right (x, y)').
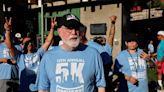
top-left (0, 43), bottom-right (13, 79)
top-left (148, 43), bottom-right (154, 53)
top-left (15, 44), bottom-right (23, 52)
top-left (38, 45), bottom-right (106, 92)
top-left (114, 49), bottom-right (148, 92)
top-left (87, 40), bottom-right (112, 65)
top-left (18, 48), bottom-right (44, 91)
top-left (157, 40), bottom-right (164, 61)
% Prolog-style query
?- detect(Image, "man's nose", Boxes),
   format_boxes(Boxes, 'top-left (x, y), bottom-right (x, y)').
top-left (71, 29), bottom-right (76, 34)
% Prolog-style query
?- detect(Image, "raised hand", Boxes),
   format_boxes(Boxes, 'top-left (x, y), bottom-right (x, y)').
top-left (110, 15), bottom-right (117, 24)
top-left (140, 51), bottom-right (150, 60)
top-left (50, 17), bottom-right (57, 30)
top-left (4, 17), bottom-right (12, 31)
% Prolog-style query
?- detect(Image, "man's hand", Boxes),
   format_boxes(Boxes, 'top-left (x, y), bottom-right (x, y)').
top-left (50, 17), bottom-right (57, 30)
top-left (129, 76), bottom-right (138, 86)
top-left (125, 75), bottom-right (138, 86)
top-left (4, 17), bottom-right (12, 32)
top-left (10, 58), bottom-right (16, 64)
top-left (140, 52), bottom-right (150, 60)
top-left (110, 15), bottom-right (117, 24)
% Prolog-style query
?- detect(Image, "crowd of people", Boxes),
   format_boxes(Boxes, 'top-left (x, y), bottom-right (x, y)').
top-left (0, 13), bottom-right (164, 92)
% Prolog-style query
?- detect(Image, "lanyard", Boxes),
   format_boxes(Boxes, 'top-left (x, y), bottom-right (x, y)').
top-left (128, 50), bottom-right (139, 73)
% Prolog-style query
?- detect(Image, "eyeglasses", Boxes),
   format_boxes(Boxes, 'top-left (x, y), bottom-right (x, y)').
top-left (61, 26), bottom-right (79, 33)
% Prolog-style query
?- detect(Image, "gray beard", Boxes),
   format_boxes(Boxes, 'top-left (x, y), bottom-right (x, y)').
top-left (62, 37), bottom-right (81, 48)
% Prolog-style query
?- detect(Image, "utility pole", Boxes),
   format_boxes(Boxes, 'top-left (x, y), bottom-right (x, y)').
top-left (38, 0), bottom-right (44, 45)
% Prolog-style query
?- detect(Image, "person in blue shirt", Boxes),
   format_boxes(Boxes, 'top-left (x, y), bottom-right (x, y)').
top-left (156, 30), bottom-right (164, 90)
top-left (0, 17), bottom-right (19, 92)
top-left (14, 33), bottom-right (24, 52)
top-left (38, 14), bottom-right (106, 92)
top-left (148, 40), bottom-right (154, 55)
top-left (80, 15), bottom-right (117, 92)
top-left (17, 17), bottom-right (56, 92)
top-left (114, 33), bottom-right (150, 92)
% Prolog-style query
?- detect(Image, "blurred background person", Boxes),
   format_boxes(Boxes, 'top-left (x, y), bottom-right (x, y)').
top-left (0, 17), bottom-right (19, 92)
top-left (14, 33), bottom-right (24, 52)
top-left (114, 33), bottom-right (149, 92)
top-left (148, 40), bottom-right (154, 56)
top-left (17, 17), bottom-right (56, 92)
top-left (156, 30), bottom-right (164, 90)
top-left (80, 15), bottom-right (117, 92)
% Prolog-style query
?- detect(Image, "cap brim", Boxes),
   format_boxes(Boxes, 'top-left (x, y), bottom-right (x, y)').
top-left (157, 34), bottom-right (164, 37)
top-left (63, 20), bottom-right (84, 31)
top-left (126, 39), bottom-right (138, 42)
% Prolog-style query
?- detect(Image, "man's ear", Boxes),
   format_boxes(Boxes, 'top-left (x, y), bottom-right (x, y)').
top-left (57, 28), bottom-right (61, 35)
top-left (125, 41), bottom-right (128, 46)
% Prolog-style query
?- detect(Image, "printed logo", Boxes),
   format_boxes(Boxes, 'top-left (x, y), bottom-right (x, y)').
top-left (128, 56), bottom-right (146, 79)
top-left (56, 85), bottom-right (84, 92)
top-left (3, 48), bottom-right (10, 58)
top-left (55, 58), bottom-right (85, 90)
top-left (24, 54), bottom-right (40, 73)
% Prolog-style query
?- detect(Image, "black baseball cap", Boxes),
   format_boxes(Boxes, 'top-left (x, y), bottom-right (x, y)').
top-left (57, 14), bottom-right (84, 31)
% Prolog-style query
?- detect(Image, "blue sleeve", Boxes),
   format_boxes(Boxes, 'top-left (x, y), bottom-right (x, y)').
top-left (104, 42), bottom-right (112, 55)
top-left (37, 48), bottom-right (45, 57)
top-left (15, 51), bottom-right (22, 64)
top-left (38, 55), bottom-right (50, 91)
top-left (95, 52), bottom-right (106, 88)
top-left (114, 53), bottom-right (131, 76)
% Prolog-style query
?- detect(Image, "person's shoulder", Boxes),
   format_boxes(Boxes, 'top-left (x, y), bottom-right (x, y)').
top-left (84, 44), bottom-right (98, 50)
top-left (87, 40), bottom-right (100, 46)
top-left (44, 46), bottom-right (60, 55)
top-left (0, 42), bottom-right (5, 46)
top-left (116, 50), bottom-right (127, 57)
top-left (79, 44), bottom-right (99, 53)
top-left (161, 40), bottom-right (164, 43)
top-left (119, 50), bottom-right (127, 55)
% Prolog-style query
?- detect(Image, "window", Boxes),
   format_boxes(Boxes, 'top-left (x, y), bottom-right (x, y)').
top-left (90, 23), bottom-right (107, 35)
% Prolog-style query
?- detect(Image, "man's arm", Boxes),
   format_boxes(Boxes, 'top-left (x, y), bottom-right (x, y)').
top-left (161, 56), bottom-right (164, 63)
top-left (140, 51), bottom-right (150, 61)
top-left (38, 90), bottom-right (48, 92)
top-left (0, 58), bottom-right (16, 64)
top-left (4, 17), bottom-right (17, 59)
top-left (114, 59), bottom-right (138, 85)
top-left (98, 87), bottom-right (105, 92)
top-left (124, 74), bottom-right (138, 85)
top-left (108, 15), bottom-right (117, 47)
top-left (0, 58), bottom-right (7, 63)
top-left (41, 17), bottom-right (56, 51)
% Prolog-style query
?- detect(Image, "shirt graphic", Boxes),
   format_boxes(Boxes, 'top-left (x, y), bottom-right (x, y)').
top-left (56, 58), bottom-right (84, 91)
top-left (24, 53), bottom-right (40, 73)
top-left (128, 56), bottom-right (146, 79)
top-left (2, 48), bottom-right (10, 58)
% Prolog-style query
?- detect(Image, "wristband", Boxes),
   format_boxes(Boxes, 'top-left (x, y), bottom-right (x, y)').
top-left (7, 59), bottom-right (12, 64)
top-left (111, 21), bottom-right (115, 24)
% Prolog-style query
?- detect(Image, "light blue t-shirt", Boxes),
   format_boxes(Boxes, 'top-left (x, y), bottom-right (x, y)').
top-left (114, 49), bottom-right (148, 92)
top-left (87, 40), bottom-right (112, 65)
top-left (157, 40), bottom-right (164, 61)
top-left (18, 48), bottom-right (44, 91)
top-left (38, 45), bottom-right (106, 92)
top-left (0, 43), bottom-right (13, 79)
top-left (15, 44), bottom-right (23, 52)
top-left (148, 43), bottom-right (154, 53)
